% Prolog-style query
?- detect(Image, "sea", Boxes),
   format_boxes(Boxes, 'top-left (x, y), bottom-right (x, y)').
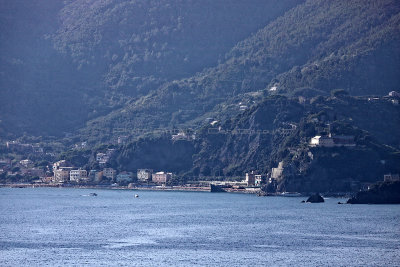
top-left (0, 187), bottom-right (399, 266)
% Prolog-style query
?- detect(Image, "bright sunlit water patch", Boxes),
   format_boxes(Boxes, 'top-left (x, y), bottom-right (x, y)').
top-left (0, 187), bottom-right (399, 266)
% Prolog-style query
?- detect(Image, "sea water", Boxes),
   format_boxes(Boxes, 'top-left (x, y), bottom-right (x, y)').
top-left (0, 187), bottom-right (399, 266)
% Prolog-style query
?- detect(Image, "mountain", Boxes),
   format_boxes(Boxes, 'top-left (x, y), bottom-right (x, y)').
top-left (2, 0), bottom-right (399, 192)
top-left (78, 0), bottom-right (400, 144)
top-left (0, 0), bottom-right (300, 138)
top-left (113, 94), bottom-right (400, 192)
top-left (0, 0), bottom-right (101, 137)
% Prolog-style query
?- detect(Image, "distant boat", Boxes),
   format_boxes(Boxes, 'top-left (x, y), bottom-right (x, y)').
top-left (280, 192), bottom-right (302, 197)
top-left (134, 194), bottom-right (139, 198)
top-left (89, 193), bottom-right (98, 197)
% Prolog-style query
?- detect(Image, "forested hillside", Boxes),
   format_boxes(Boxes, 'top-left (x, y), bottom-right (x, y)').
top-left (113, 94), bottom-right (400, 192)
top-left (79, 0), bottom-right (400, 144)
top-left (0, 0), bottom-right (300, 138)
top-left (2, 0), bottom-right (399, 192)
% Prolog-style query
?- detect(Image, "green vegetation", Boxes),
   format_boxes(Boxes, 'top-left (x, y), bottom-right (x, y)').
top-left (75, 0), bottom-right (400, 144)
top-left (110, 95), bottom-right (400, 191)
top-left (0, 0), bottom-right (299, 138)
top-left (1, 1), bottom-right (399, 192)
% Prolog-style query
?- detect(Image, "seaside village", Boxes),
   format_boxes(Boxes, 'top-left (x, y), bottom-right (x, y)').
top-left (2, 131), bottom-right (399, 192)
top-left (1, 92), bottom-right (399, 192)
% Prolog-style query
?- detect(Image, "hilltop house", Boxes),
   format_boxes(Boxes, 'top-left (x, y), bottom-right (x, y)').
top-left (310, 134), bottom-right (355, 147)
top-left (310, 136), bottom-right (335, 147)
top-left (384, 173), bottom-right (400, 182)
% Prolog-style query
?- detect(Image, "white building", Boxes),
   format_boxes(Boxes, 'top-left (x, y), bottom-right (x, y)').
top-left (70, 169), bottom-right (88, 183)
top-left (137, 169), bottom-right (153, 182)
top-left (19, 159), bottom-right (33, 168)
top-left (310, 135), bottom-right (355, 147)
top-left (310, 136), bottom-right (335, 147)
top-left (53, 160), bottom-right (72, 183)
top-left (53, 160), bottom-right (68, 173)
top-left (54, 167), bottom-right (73, 183)
top-left (255, 175), bottom-right (262, 187)
top-left (271, 161), bottom-right (284, 180)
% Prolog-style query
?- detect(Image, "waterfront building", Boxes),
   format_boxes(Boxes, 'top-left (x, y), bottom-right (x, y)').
top-left (103, 168), bottom-right (116, 180)
top-left (70, 169), bottom-right (88, 183)
top-left (116, 172), bottom-right (133, 183)
top-left (255, 175), bottom-right (263, 186)
top-left (52, 160), bottom-right (72, 183)
top-left (245, 171), bottom-right (256, 186)
top-left (271, 161), bottom-right (284, 180)
top-left (54, 167), bottom-right (73, 183)
top-left (152, 171), bottom-right (172, 184)
top-left (137, 169), bottom-right (153, 182)
top-left (89, 170), bottom-right (103, 182)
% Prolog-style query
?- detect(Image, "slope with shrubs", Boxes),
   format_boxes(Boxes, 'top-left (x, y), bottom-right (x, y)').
top-left (0, 0), bottom-right (300, 138)
top-left (80, 0), bottom-right (400, 144)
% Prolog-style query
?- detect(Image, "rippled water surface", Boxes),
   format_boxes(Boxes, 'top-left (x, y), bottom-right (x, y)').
top-left (1, 187), bottom-right (399, 266)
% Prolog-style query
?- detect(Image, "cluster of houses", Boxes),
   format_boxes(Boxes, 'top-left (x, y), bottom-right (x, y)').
top-left (368, 91), bottom-right (400, 105)
top-left (96, 149), bottom-right (115, 167)
top-left (6, 141), bottom-right (44, 154)
top-left (50, 161), bottom-right (175, 185)
top-left (52, 160), bottom-right (116, 184)
top-left (0, 158), bottom-right (46, 179)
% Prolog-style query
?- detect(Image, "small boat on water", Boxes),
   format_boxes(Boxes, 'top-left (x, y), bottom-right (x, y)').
top-left (280, 192), bottom-right (302, 197)
top-left (89, 193), bottom-right (98, 197)
top-left (134, 194), bottom-right (139, 198)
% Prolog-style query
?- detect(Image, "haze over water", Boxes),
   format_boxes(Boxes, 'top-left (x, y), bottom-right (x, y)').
top-left (0, 188), bottom-right (399, 266)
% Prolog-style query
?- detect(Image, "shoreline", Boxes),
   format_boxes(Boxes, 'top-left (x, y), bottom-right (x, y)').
top-left (0, 183), bottom-right (353, 197)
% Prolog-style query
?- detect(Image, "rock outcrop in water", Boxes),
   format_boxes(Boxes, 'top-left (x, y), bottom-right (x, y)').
top-left (306, 193), bottom-right (324, 203)
top-left (347, 181), bottom-right (400, 204)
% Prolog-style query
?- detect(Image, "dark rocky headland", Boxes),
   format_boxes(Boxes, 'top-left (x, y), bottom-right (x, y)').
top-left (347, 181), bottom-right (400, 204)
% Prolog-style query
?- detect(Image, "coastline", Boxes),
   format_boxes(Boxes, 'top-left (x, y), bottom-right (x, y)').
top-left (0, 183), bottom-right (263, 194)
top-left (0, 183), bottom-right (217, 193)
top-left (0, 183), bottom-right (353, 197)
